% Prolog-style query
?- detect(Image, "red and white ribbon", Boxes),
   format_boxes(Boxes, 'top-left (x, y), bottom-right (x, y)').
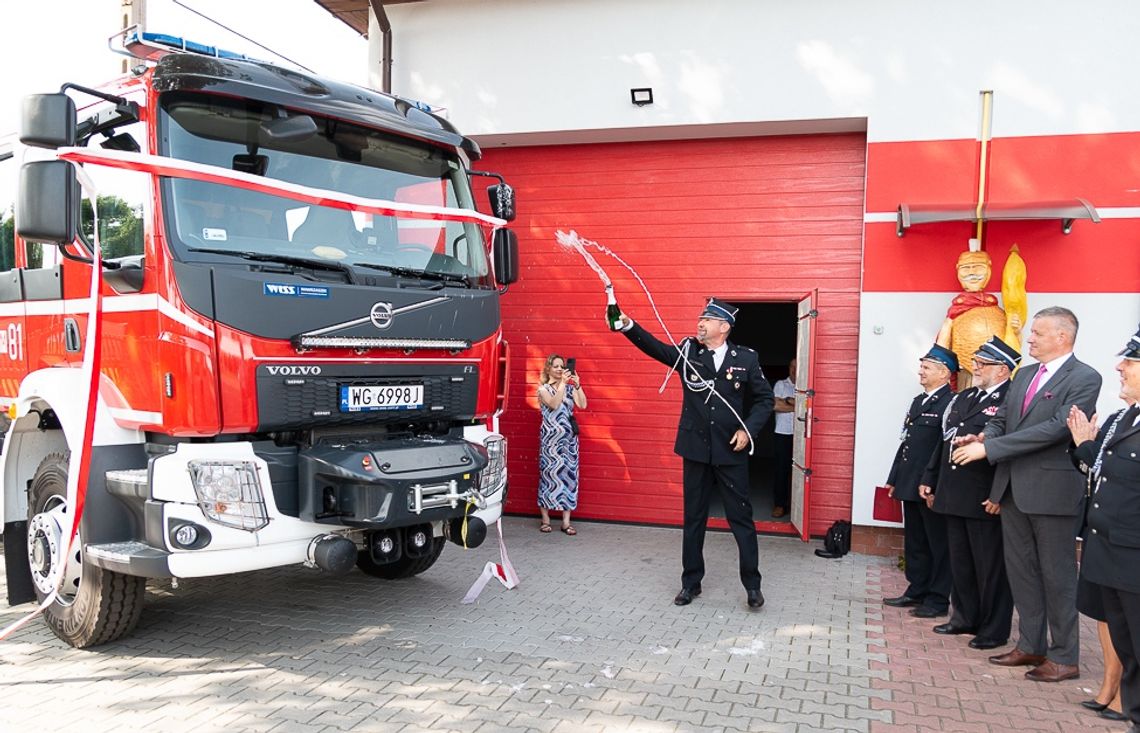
top-left (461, 518), bottom-right (519, 604)
top-left (0, 163), bottom-right (104, 642)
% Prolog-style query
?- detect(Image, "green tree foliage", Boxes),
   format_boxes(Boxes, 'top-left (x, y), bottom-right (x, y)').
top-left (0, 208), bottom-right (13, 271)
top-left (81, 195), bottom-right (143, 259)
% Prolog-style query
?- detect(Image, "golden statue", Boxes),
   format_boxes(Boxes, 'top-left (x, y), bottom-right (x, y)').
top-left (936, 241), bottom-right (1026, 389)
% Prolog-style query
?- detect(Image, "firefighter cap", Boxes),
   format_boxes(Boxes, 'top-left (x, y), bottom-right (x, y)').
top-left (974, 335), bottom-right (1021, 371)
top-left (1118, 325), bottom-right (1140, 360)
top-left (920, 343), bottom-right (959, 374)
top-left (699, 297), bottom-right (737, 326)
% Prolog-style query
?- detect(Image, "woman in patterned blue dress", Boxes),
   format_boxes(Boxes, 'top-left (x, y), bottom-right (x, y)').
top-left (537, 354), bottom-right (587, 535)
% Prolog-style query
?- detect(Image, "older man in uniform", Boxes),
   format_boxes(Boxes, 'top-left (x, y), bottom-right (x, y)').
top-left (954, 306), bottom-right (1101, 683)
top-left (615, 298), bottom-right (774, 610)
top-left (919, 336), bottom-right (1018, 650)
top-left (882, 344), bottom-right (957, 618)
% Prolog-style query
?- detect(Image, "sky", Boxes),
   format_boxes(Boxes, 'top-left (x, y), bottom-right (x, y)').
top-left (1, 0), bottom-right (370, 135)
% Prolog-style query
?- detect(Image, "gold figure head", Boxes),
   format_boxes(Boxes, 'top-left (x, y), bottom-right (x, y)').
top-left (956, 250), bottom-right (992, 293)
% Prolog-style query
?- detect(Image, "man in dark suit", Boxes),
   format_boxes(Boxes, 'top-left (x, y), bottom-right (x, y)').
top-left (882, 344), bottom-right (956, 618)
top-left (1068, 326), bottom-right (1140, 733)
top-left (615, 298), bottom-right (774, 609)
top-left (920, 336), bottom-right (1018, 650)
top-left (953, 306), bottom-right (1102, 683)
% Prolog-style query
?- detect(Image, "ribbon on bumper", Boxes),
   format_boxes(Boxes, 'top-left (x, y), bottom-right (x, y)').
top-left (461, 518), bottom-right (519, 603)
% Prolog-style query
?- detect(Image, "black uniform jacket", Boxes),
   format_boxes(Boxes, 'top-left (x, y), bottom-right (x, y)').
top-left (623, 322), bottom-right (774, 466)
top-left (923, 382), bottom-right (1010, 519)
top-left (887, 384), bottom-right (953, 502)
top-left (1073, 405), bottom-right (1140, 594)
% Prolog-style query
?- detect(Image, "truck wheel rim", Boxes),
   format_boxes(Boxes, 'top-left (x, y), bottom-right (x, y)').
top-left (27, 496), bottom-right (82, 605)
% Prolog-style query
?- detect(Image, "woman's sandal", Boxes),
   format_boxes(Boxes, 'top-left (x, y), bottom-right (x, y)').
top-left (539, 523), bottom-right (553, 533)
top-left (561, 524), bottom-right (577, 536)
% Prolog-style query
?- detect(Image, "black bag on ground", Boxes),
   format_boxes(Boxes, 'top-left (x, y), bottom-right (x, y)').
top-left (815, 519), bottom-right (852, 559)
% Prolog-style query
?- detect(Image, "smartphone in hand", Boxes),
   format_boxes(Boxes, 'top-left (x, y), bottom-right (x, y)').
top-left (566, 357), bottom-right (576, 374)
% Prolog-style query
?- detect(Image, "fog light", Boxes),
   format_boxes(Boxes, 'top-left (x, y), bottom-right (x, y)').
top-left (174, 524), bottom-right (198, 547)
top-left (188, 460), bottom-right (269, 531)
top-left (411, 529), bottom-right (428, 548)
top-left (369, 529), bottom-right (402, 564)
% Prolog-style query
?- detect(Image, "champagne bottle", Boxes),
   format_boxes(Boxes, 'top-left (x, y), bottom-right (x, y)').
top-left (605, 285), bottom-right (623, 331)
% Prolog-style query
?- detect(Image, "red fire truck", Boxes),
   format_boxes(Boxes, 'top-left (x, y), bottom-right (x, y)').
top-left (0, 29), bottom-right (517, 647)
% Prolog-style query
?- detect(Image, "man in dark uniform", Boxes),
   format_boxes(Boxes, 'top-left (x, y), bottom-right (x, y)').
top-left (882, 344), bottom-right (956, 618)
top-left (615, 298), bottom-right (774, 609)
top-left (919, 336), bottom-right (1018, 649)
top-left (1068, 326), bottom-right (1140, 733)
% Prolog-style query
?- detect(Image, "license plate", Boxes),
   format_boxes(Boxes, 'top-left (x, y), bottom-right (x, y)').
top-left (339, 384), bottom-right (424, 412)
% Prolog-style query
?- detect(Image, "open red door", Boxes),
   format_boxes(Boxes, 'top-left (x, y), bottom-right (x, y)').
top-left (790, 291), bottom-right (818, 541)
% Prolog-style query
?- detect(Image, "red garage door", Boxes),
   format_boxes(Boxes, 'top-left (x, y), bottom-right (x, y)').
top-left (479, 133), bottom-right (865, 537)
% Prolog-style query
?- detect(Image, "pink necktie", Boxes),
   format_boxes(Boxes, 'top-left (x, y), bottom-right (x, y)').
top-left (1021, 364), bottom-right (1047, 415)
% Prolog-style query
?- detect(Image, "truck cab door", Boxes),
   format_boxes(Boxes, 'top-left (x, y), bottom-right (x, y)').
top-left (0, 150), bottom-right (27, 416)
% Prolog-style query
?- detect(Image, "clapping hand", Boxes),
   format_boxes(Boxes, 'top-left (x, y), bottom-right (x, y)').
top-left (1066, 405), bottom-right (1097, 447)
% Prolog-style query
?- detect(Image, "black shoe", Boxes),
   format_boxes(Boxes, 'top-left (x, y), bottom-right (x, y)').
top-left (910, 606), bottom-right (948, 618)
top-left (746, 589), bottom-right (765, 609)
top-left (1079, 699), bottom-right (1109, 712)
top-left (968, 637), bottom-right (1008, 650)
top-left (883, 594), bottom-right (922, 607)
top-left (674, 586), bottom-right (701, 606)
top-left (932, 623), bottom-right (976, 635)
top-left (1099, 708), bottom-right (1128, 722)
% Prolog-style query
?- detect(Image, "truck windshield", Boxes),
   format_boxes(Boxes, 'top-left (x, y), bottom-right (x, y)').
top-left (158, 92), bottom-right (491, 286)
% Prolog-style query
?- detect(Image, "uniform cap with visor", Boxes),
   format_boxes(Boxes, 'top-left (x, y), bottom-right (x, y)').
top-left (699, 297), bottom-right (738, 327)
top-left (1119, 325), bottom-right (1140, 361)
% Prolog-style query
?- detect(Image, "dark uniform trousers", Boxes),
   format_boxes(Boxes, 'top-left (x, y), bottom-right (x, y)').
top-left (889, 385), bottom-right (953, 612)
top-left (622, 323), bottom-right (774, 592)
top-left (682, 459), bottom-right (761, 590)
top-left (925, 384), bottom-right (1013, 641)
top-left (1074, 405), bottom-right (1140, 724)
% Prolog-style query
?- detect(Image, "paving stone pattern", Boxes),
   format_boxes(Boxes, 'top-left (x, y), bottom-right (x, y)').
top-left (0, 517), bottom-right (1119, 732)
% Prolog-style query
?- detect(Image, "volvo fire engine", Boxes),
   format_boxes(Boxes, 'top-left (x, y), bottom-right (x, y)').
top-left (0, 29), bottom-right (517, 647)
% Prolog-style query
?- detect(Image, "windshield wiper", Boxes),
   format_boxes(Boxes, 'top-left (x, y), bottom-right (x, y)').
top-left (188, 248), bottom-right (357, 284)
top-left (354, 263), bottom-right (472, 289)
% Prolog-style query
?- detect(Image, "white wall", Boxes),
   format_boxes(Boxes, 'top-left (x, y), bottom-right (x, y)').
top-left (382, 0), bottom-right (1140, 143)
top-left (851, 293), bottom-right (1140, 527)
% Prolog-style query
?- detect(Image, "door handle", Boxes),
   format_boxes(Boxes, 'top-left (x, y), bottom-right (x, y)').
top-left (64, 318), bottom-right (81, 353)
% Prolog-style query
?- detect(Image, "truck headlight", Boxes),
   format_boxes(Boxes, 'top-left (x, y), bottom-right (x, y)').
top-left (187, 460), bottom-right (270, 531)
top-left (479, 436), bottom-right (507, 497)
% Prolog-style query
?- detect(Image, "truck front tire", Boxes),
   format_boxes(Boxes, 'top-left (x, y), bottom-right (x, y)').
top-left (27, 453), bottom-right (146, 648)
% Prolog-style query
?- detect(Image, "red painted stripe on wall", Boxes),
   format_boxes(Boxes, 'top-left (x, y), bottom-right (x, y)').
top-left (867, 132), bottom-right (1140, 213)
top-left (862, 219), bottom-right (1140, 292)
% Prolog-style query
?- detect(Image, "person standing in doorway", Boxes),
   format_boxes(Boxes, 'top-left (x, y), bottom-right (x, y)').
top-left (614, 298), bottom-right (774, 610)
top-left (771, 359), bottom-right (797, 519)
top-left (953, 306), bottom-right (1101, 683)
top-left (882, 344), bottom-right (956, 618)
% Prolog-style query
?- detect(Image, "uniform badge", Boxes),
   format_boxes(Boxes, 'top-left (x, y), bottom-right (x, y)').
top-left (734, 382), bottom-right (741, 390)
top-left (725, 373), bottom-right (732, 381)
top-left (983, 405), bottom-right (999, 416)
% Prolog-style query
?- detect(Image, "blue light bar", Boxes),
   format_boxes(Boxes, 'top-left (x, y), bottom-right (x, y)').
top-left (119, 26), bottom-right (260, 63)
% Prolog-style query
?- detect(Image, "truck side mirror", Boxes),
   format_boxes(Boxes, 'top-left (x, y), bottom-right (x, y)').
top-left (487, 183), bottom-right (516, 222)
top-left (492, 228), bottom-right (519, 285)
top-left (21, 94), bottom-right (77, 149)
top-left (18, 161), bottom-right (79, 244)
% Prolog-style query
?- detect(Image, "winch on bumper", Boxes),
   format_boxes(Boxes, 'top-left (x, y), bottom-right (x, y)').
top-left (299, 436), bottom-right (491, 527)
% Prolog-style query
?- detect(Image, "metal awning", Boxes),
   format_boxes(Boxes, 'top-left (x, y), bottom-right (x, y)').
top-left (896, 198), bottom-right (1100, 237)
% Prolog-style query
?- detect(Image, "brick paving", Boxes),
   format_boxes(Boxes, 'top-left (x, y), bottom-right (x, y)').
top-left (0, 517), bottom-right (1124, 732)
